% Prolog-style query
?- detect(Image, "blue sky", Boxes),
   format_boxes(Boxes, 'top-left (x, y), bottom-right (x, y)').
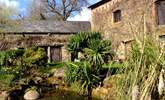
top-left (0, 0), bottom-right (100, 20)
top-left (18, 0), bottom-right (32, 16)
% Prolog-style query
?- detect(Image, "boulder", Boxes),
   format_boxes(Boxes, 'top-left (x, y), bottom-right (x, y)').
top-left (0, 91), bottom-right (9, 100)
top-left (51, 68), bottom-right (65, 78)
top-left (24, 90), bottom-right (40, 100)
top-left (93, 87), bottom-right (109, 99)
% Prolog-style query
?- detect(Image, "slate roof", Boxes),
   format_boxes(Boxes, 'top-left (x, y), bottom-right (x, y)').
top-left (0, 20), bottom-right (91, 34)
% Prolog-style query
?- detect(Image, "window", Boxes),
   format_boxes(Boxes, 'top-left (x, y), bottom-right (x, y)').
top-left (156, 0), bottom-right (165, 25)
top-left (113, 10), bottom-right (121, 23)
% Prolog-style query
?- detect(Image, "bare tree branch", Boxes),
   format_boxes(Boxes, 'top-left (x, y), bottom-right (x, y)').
top-left (46, 0), bottom-right (89, 20)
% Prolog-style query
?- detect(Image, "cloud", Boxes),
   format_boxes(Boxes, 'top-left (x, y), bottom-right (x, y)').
top-left (67, 7), bottom-right (91, 21)
top-left (0, 0), bottom-right (19, 8)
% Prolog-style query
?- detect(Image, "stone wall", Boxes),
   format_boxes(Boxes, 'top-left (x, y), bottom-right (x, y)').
top-left (91, 0), bottom-right (165, 59)
top-left (61, 46), bottom-right (71, 61)
top-left (0, 34), bottom-right (73, 50)
top-left (0, 34), bottom-right (73, 62)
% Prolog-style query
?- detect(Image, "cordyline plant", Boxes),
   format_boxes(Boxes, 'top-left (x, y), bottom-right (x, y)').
top-left (66, 32), bottom-right (114, 100)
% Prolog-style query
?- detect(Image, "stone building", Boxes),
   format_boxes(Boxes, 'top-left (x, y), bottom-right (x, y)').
top-left (89, 0), bottom-right (165, 60)
top-left (0, 21), bottom-right (90, 62)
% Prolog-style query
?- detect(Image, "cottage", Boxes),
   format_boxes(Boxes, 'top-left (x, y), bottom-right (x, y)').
top-left (89, 0), bottom-right (165, 60)
top-left (0, 20), bottom-right (91, 62)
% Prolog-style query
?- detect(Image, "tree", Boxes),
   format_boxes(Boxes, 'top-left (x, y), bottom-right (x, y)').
top-left (27, 0), bottom-right (88, 20)
top-left (45, 0), bottom-right (89, 20)
top-left (0, 2), bottom-right (18, 23)
top-left (66, 32), bottom-right (113, 100)
top-left (26, 0), bottom-right (46, 20)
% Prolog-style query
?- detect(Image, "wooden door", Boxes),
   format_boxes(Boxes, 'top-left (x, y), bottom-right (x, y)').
top-left (51, 46), bottom-right (62, 62)
top-left (157, 0), bottom-right (165, 25)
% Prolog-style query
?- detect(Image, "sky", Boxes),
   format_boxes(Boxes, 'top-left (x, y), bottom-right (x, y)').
top-left (0, 0), bottom-right (101, 21)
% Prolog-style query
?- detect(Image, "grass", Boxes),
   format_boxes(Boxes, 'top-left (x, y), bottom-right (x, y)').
top-left (39, 62), bottom-right (65, 74)
top-left (116, 34), bottom-right (164, 100)
top-left (102, 62), bottom-right (124, 76)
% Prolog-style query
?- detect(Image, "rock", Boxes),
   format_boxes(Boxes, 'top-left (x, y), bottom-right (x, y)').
top-left (93, 87), bottom-right (109, 100)
top-left (34, 77), bottom-right (43, 84)
top-left (47, 77), bottom-right (64, 86)
top-left (24, 90), bottom-right (40, 100)
top-left (51, 68), bottom-right (65, 78)
top-left (0, 91), bottom-right (9, 100)
top-left (93, 75), bottom-right (122, 100)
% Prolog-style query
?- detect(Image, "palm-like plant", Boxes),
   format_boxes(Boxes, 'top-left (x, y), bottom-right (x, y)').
top-left (84, 39), bottom-right (113, 68)
top-left (67, 32), bottom-right (102, 61)
top-left (65, 61), bottom-right (101, 100)
top-left (66, 32), bottom-right (114, 100)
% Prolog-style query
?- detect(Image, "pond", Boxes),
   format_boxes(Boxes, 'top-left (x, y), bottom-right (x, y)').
top-left (40, 89), bottom-right (101, 100)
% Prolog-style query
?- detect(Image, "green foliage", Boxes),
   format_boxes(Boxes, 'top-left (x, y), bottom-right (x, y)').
top-left (39, 62), bottom-right (64, 74)
top-left (131, 38), bottom-right (159, 66)
top-left (0, 49), bottom-right (24, 66)
top-left (65, 61), bottom-right (101, 94)
top-left (67, 32), bottom-right (101, 53)
top-left (84, 40), bottom-right (113, 68)
top-left (70, 81), bottom-right (82, 94)
top-left (0, 74), bottom-right (15, 90)
top-left (0, 47), bottom-right (48, 88)
top-left (117, 35), bottom-right (164, 100)
top-left (0, 66), bottom-right (24, 90)
top-left (68, 32), bottom-right (113, 62)
top-left (0, 47), bottom-right (47, 68)
top-left (103, 62), bottom-right (124, 76)
top-left (66, 32), bottom-right (114, 99)
top-left (23, 47), bottom-right (47, 67)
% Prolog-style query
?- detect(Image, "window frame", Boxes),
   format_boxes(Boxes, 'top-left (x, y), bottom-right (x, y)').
top-left (113, 10), bottom-right (122, 23)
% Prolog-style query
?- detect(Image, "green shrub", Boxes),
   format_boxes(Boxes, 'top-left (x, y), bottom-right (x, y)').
top-left (0, 74), bottom-right (15, 90)
top-left (22, 47), bottom-right (47, 67)
top-left (0, 66), bottom-right (23, 80)
top-left (0, 48), bottom-right (24, 66)
top-left (0, 47), bottom-right (48, 78)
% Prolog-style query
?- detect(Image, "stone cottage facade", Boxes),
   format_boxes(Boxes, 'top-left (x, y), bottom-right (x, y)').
top-left (89, 0), bottom-right (165, 60)
top-left (0, 21), bottom-right (90, 62)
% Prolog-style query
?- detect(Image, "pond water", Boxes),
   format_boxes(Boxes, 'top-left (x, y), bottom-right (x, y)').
top-left (9, 87), bottom-right (101, 100)
top-left (40, 89), bottom-right (101, 100)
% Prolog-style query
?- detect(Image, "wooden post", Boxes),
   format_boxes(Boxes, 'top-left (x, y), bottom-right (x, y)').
top-left (47, 46), bottom-right (51, 63)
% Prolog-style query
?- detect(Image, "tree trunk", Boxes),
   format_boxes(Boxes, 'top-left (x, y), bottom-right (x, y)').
top-left (88, 86), bottom-right (92, 100)
top-left (71, 52), bottom-right (78, 61)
